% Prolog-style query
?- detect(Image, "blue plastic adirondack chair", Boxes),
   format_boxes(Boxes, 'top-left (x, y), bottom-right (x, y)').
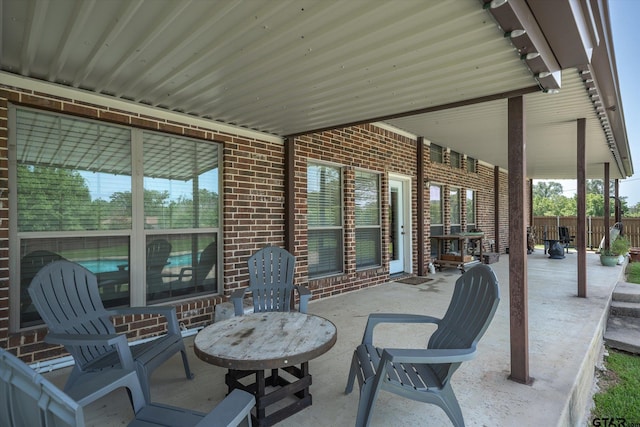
top-left (171, 241), bottom-right (218, 294)
top-left (345, 264), bottom-right (500, 427)
top-left (146, 238), bottom-right (172, 291)
top-left (19, 250), bottom-right (67, 325)
top-left (231, 246), bottom-right (311, 315)
top-left (28, 260), bottom-right (194, 405)
top-left (0, 347), bottom-right (255, 427)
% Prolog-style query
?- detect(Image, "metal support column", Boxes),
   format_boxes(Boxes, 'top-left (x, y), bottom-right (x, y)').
top-left (577, 119), bottom-right (587, 298)
top-left (604, 163), bottom-right (610, 250)
top-left (417, 137), bottom-right (425, 276)
top-left (508, 96), bottom-right (531, 385)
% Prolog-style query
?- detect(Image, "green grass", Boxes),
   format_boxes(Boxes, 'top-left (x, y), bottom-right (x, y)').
top-left (590, 264), bottom-right (640, 424)
top-left (591, 349), bottom-right (640, 424)
top-left (626, 262), bottom-right (640, 284)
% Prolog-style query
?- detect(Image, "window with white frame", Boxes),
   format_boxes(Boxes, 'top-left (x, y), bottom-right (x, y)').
top-left (430, 144), bottom-right (443, 164)
top-left (450, 187), bottom-right (461, 233)
top-left (467, 156), bottom-right (477, 173)
top-left (10, 107), bottom-right (221, 330)
top-left (307, 163), bottom-right (343, 277)
top-left (430, 184), bottom-right (444, 257)
top-left (466, 189), bottom-right (477, 231)
top-left (450, 150), bottom-right (462, 169)
top-left (449, 187), bottom-right (462, 252)
top-left (355, 170), bottom-right (381, 269)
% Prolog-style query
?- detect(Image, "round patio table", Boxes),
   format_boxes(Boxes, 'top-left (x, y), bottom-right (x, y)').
top-left (194, 311), bottom-right (337, 427)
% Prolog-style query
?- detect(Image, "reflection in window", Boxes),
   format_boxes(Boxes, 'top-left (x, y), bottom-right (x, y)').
top-left (146, 234), bottom-right (218, 303)
top-left (467, 157), bottom-right (477, 173)
top-left (16, 109), bottom-right (132, 231)
top-left (430, 184), bottom-right (443, 257)
top-left (11, 108), bottom-right (221, 329)
top-left (430, 144), bottom-right (443, 164)
top-left (143, 132), bottom-right (218, 230)
top-left (450, 187), bottom-right (461, 251)
top-left (19, 236), bottom-right (130, 328)
top-left (450, 151), bottom-right (461, 169)
top-left (308, 163), bottom-right (343, 277)
top-left (355, 170), bottom-right (381, 269)
top-left (466, 190), bottom-right (476, 231)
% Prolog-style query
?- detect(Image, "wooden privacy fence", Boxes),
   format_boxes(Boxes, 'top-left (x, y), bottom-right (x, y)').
top-left (532, 216), bottom-right (640, 249)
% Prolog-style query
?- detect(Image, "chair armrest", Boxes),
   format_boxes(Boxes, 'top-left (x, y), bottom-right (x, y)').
top-left (177, 266), bottom-right (194, 281)
top-left (45, 333), bottom-right (135, 370)
top-left (196, 389), bottom-right (256, 427)
top-left (45, 332), bottom-right (124, 346)
top-left (296, 285), bottom-right (312, 313)
top-left (231, 288), bottom-right (248, 316)
top-left (362, 313), bottom-right (441, 345)
top-left (382, 347), bottom-right (477, 365)
top-left (112, 306), bottom-right (181, 335)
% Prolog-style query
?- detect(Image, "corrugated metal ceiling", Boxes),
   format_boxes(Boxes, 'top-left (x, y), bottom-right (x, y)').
top-left (0, 0), bottom-right (629, 179)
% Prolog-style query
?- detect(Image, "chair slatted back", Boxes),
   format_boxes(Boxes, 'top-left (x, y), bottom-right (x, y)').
top-left (0, 348), bottom-right (83, 427)
top-left (194, 242), bottom-right (217, 285)
top-left (428, 264), bottom-right (500, 381)
top-left (559, 226), bottom-right (571, 243)
top-left (20, 250), bottom-right (67, 319)
top-left (28, 260), bottom-right (116, 367)
top-left (247, 246), bottom-right (295, 312)
top-left (146, 239), bottom-right (172, 288)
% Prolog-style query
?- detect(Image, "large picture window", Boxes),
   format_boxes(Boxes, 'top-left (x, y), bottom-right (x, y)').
top-left (430, 184), bottom-right (444, 257)
top-left (307, 163), bottom-right (343, 277)
top-left (466, 190), bottom-right (477, 231)
top-left (10, 107), bottom-right (221, 329)
top-left (355, 170), bottom-right (381, 269)
top-left (450, 187), bottom-right (461, 234)
top-left (449, 187), bottom-right (462, 252)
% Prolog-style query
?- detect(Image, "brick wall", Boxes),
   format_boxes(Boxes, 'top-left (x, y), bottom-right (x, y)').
top-left (294, 124), bottom-right (417, 298)
top-left (0, 82), bottom-right (514, 364)
top-left (0, 84), bottom-right (276, 362)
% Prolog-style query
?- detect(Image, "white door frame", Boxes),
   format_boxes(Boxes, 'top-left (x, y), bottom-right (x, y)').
top-left (388, 173), bottom-right (412, 275)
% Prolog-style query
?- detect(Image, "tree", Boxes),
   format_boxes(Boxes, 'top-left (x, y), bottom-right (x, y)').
top-left (533, 181), bottom-right (564, 199)
top-left (586, 179), bottom-right (604, 195)
top-left (17, 165), bottom-right (94, 231)
top-left (533, 181), bottom-right (574, 216)
top-left (533, 180), bottom-right (631, 217)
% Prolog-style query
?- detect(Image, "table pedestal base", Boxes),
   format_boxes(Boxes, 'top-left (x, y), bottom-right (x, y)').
top-left (226, 363), bottom-right (311, 427)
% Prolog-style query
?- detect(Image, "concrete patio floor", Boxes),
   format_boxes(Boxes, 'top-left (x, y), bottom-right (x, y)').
top-left (43, 249), bottom-right (624, 426)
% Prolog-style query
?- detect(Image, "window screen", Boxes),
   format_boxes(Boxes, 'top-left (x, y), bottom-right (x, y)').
top-left (355, 170), bottom-right (381, 268)
top-left (307, 163), bottom-right (343, 277)
top-left (467, 157), bottom-right (477, 173)
top-left (12, 108), bottom-right (221, 329)
top-left (450, 150), bottom-right (461, 169)
top-left (466, 190), bottom-right (476, 231)
top-left (430, 144), bottom-right (443, 164)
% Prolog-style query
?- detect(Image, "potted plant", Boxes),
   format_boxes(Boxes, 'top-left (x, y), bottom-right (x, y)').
top-left (611, 235), bottom-right (631, 265)
top-left (600, 248), bottom-right (619, 267)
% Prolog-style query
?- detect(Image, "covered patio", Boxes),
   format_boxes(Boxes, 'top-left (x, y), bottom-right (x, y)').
top-left (42, 251), bottom-right (623, 426)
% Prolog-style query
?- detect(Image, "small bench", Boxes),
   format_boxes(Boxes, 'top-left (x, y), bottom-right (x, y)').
top-left (214, 298), bottom-right (254, 322)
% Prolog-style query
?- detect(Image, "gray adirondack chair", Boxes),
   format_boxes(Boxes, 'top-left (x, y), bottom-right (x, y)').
top-left (558, 226), bottom-right (574, 253)
top-left (171, 241), bottom-right (217, 294)
top-left (0, 347), bottom-right (255, 427)
top-left (20, 250), bottom-right (67, 325)
top-left (146, 238), bottom-right (172, 289)
top-left (28, 260), bottom-right (194, 405)
top-left (345, 264), bottom-right (500, 427)
top-left (231, 245), bottom-right (311, 315)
